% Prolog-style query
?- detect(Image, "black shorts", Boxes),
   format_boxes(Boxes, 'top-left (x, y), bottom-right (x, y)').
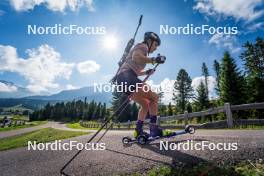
top-left (116, 69), bottom-right (143, 95)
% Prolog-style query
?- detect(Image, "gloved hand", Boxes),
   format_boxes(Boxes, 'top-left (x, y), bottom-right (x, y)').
top-left (151, 54), bottom-right (166, 64)
top-left (145, 68), bottom-right (156, 75)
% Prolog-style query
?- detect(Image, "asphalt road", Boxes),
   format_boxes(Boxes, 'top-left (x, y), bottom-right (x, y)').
top-left (0, 123), bottom-right (264, 176)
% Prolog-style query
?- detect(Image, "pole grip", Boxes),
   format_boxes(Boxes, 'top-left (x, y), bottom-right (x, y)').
top-left (142, 63), bottom-right (159, 83)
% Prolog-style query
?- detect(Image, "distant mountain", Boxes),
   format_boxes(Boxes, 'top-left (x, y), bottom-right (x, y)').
top-left (0, 80), bottom-right (34, 98)
top-left (0, 98), bottom-right (58, 110)
top-left (0, 81), bottom-right (113, 109)
top-left (25, 86), bottom-right (112, 103)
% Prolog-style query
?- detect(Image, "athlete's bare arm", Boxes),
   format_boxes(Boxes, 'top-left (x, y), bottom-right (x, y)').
top-left (132, 50), bottom-right (153, 64)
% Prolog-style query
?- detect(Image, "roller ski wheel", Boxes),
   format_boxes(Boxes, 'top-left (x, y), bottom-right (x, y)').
top-left (122, 136), bottom-right (132, 144)
top-left (185, 125), bottom-right (195, 134)
top-left (137, 135), bottom-right (148, 145)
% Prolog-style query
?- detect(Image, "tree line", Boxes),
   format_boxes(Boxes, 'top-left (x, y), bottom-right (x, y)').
top-left (30, 98), bottom-right (109, 122)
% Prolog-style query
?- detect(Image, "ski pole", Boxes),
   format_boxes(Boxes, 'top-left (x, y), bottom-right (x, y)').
top-left (60, 97), bottom-right (130, 175)
top-left (96, 122), bottom-right (113, 143)
top-left (60, 64), bottom-right (159, 175)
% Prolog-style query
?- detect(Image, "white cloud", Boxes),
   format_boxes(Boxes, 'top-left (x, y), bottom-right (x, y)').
top-left (0, 44), bottom-right (75, 93)
top-left (146, 76), bottom-right (217, 105)
top-left (0, 82), bottom-right (17, 92)
top-left (209, 33), bottom-right (241, 53)
top-left (10, 0), bottom-right (94, 12)
top-left (77, 60), bottom-right (100, 74)
top-left (159, 78), bottom-right (175, 105)
top-left (191, 76), bottom-right (217, 99)
top-left (147, 78), bottom-right (175, 105)
top-left (66, 84), bottom-right (78, 90)
top-left (193, 0), bottom-right (264, 22)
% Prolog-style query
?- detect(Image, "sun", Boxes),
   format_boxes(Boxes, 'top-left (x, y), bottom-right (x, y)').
top-left (103, 35), bottom-right (118, 50)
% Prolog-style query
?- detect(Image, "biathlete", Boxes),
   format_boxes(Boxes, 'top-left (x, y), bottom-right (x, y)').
top-left (116, 32), bottom-right (173, 138)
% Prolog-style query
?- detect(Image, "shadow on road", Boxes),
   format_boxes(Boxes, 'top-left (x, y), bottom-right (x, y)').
top-left (106, 148), bottom-right (171, 165)
top-left (107, 139), bottom-right (208, 166)
top-left (143, 139), bottom-right (207, 166)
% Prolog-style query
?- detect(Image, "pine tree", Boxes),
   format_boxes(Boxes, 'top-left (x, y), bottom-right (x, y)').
top-left (87, 100), bottom-right (96, 120)
top-left (100, 103), bottom-right (107, 120)
top-left (157, 86), bottom-right (164, 106)
top-left (186, 103), bottom-right (192, 113)
top-left (219, 52), bottom-right (246, 105)
top-left (53, 103), bottom-right (61, 121)
top-left (43, 103), bottom-right (51, 119)
top-left (105, 109), bottom-right (111, 121)
top-left (159, 105), bottom-right (167, 117)
top-left (173, 69), bottom-right (194, 113)
top-left (157, 86), bottom-right (166, 116)
top-left (69, 101), bottom-right (76, 120)
top-left (167, 102), bottom-right (173, 116)
top-left (82, 98), bottom-right (89, 120)
top-left (241, 37), bottom-right (264, 102)
top-left (202, 62), bottom-right (209, 99)
top-left (83, 101), bottom-right (90, 121)
top-left (213, 60), bottom-right (221, 95)
top-left (93, 102), bottom-right (101, 120)
top-left (60, 102), bottom-right (66, 121)
top-left (84, 97), bottom-right (87, 106)
top-left (195, 81), bottom-right (209, 111)
top-left (76, 100), bottom-right (83, 120)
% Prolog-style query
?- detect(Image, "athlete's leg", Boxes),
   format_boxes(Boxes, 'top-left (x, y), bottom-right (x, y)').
top-left (131, 85), bottom-right (164, 137)
top-left (130, 91), bottom-right (150, 137)
top-left (135, 83), bottom-right (158, 116)
top-left (131, 93), bottom-right (150, 121)
top-left (137, 83), bottom-right (159, 124)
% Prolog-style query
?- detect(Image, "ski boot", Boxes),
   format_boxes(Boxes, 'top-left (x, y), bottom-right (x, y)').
top-left (132, 128), bottom-right (149, 144)
top-left (150, 124), bottom-right (175, 138)
top-left (149, 124), bottom-right (163, 137)
top-left (133, 129), bottom-right (149, 138)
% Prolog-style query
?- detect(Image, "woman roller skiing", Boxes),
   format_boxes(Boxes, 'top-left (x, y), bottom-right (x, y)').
top-left (116, 32), bottom-right (172, 138)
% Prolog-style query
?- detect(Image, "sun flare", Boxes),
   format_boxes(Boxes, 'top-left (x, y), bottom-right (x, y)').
top-left (103, 35), bottom-right (118, 50)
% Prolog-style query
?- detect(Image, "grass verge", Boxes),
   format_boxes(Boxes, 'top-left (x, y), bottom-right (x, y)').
top-left (232, 125), bottom-right (264, 130)
top-left (66, 122), bottom-right (99, 130)
top-left (67, 122), bottom-right (137, 130)
top-left (0, 121), bottom-right (47, 132)
top-left (130, 161), bottom-right (264, 176)
top-left (0, 127), bottom-right (88, 151)
top-left (0, 115), bottom-right (29, 121)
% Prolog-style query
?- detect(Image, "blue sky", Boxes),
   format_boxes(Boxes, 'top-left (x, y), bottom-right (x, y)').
top-left (0, 0), bottom-right (263, 101)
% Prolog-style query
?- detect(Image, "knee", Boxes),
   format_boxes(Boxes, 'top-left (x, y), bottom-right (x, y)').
top-left (140, 99), bottom-right (150, 110)
top-left (151, 93), bottom-right (159, 103)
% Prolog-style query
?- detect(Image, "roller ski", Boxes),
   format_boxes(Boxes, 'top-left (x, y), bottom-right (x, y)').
top-left (122, 125), bottom-right (195, 145)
